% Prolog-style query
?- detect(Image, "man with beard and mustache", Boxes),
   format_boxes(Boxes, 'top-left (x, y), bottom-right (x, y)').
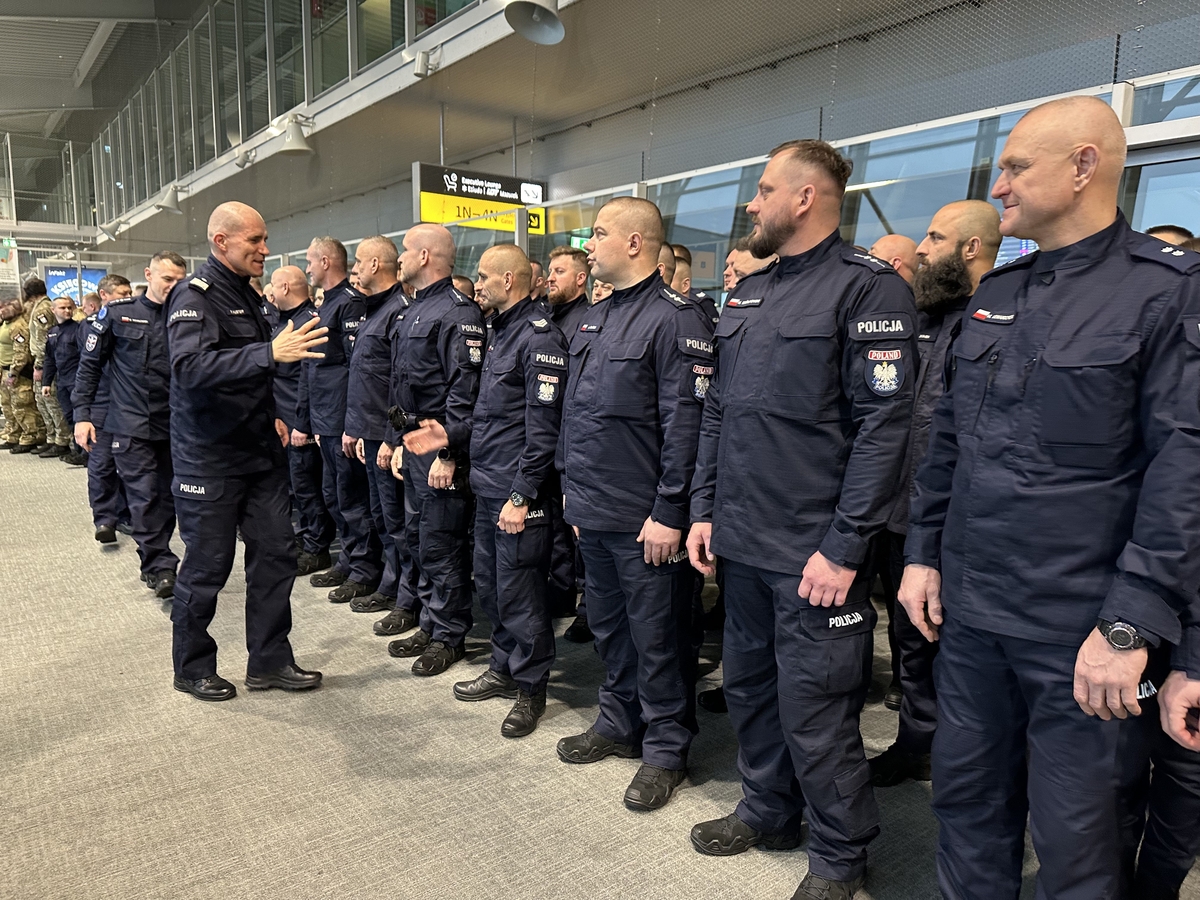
top-left (686, 140), bottom-right (917, 900)
top-left (867, 200), bottom-right (1001, 789)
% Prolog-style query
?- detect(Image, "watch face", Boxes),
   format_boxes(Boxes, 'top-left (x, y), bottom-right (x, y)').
top-left (1109, 625), bottom-right (1134, 649)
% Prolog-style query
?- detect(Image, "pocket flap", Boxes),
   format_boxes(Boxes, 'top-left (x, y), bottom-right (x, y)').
top-left (779, 314), bottom-right (837, 339)
top-left (172, 476), bottom-right (224, 501)
top-left (408, 319), bottom-right (437, 338)
top-left (952, 328), bottom-right (999, 362)
top-left (799, 600), bottom-right (876, 641)
top-left (1042, 339), bottom-right (1138, 368)
top-left (715, 315), bottom-right (746, 339)
top-left (834, 759), bottom-right (871, 800)
top-left (608, 339), bottom-right (650, 361)
top-left (1184, 316), bottom-right (1200, 350)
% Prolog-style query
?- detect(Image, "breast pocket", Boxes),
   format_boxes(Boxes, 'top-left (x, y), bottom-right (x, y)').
top-left (769, 314), bottom-right (839, 418)
top-left (120, 325), bottom-right (148, 366)
top-left (950, 328), bottom-right (1000, 433)
top-left (601, 339), bottom-right (652, 417)
top-left (223, 317), bottom-right (260, 347)
top-left (479, 356), bottom-right (518, 416)
top-left (1037, 338), bottom-right (1139, 468)
top-left (407, 319), bottom-right (442, 386)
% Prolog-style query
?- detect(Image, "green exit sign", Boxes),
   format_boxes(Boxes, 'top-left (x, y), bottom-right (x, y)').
top-left (0, 238), bottom-right (16, 249)
top-left (570, 235), bottom-right (588, 250)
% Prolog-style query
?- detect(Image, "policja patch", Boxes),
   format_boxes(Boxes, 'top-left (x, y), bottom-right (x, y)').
top-left (865, 348), bottom-right (904, 396)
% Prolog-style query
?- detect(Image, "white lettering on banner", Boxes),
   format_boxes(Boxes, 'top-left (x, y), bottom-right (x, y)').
top-left (829, 611), bottom-right (865, 628)
top-left (856, 319), bottom-right (906, 335)
top-left (686, 338), bottom-right (714, 354)
top-left (867, 349), bottom-right (902, 361)
top-left (179, 483), bottom-right (206, 495)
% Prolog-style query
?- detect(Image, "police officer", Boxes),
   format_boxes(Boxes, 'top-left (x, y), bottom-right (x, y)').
top-left (74, 252), bottom-right (186, 599)
top-left (541, 245), bottom-right (592, 636)
top-left (41, 297), bottom-right (85, 451)
top-left (670, 245), bottom-right (721, 327)
top-left (868, 200), bottom-right (1002, 789)
top-left (687, 140), bottom-right (917, 900)
top-left (386, 224), bottom-right (484, 677)
top-left (27, 279), bottom-right (70, 457)
top-left (899, 97), bottom-right (1200, 899)
top-left (270, 265), bottom-right (336, 575)
top-left (556, 197), bottom-right (713, 812)
top-left (166, 201), bottom-right (328, 702)
top-left (452, 244), bottom-right (567, 738)
top-left (342, 237), bottom-right (420, 621)
top-left (298, 236), bottom-right (381, 603)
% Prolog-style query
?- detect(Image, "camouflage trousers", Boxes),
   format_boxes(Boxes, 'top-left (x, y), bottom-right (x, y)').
top-left (34, 379), bottom-right (69, 445)
top-left (0, 377), bottom-right (41, 445)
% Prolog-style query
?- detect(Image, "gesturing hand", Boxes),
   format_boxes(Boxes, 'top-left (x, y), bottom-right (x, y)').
top-left (271, 317), bottom-right (328, 363)
top-left (1073, 628), bottom-right (1147, 721)
top-left (404, 419), bottom-right (449, 455)
top-left (798, 551), bottom-right (855, 608)
top-left (897, 564), bottom-right (943, 642)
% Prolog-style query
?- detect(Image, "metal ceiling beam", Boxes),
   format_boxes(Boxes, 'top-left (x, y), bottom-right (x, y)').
top-left (0, 0), bottom-right (156, 22)
top-left (42, 108), bottom-right (69, 137)
top-left (72, 20), bottom-right (116, 88)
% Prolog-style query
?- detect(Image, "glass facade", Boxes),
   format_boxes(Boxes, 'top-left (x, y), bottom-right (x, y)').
top-left (1123, 157), bottom-right (1200, 230)
top-left (357, 0), bottom-right (405, 69)
top-left (1133, 75), bottom-right (1200, 125)
top-left (214, 0), bottom-right (241, 150)
top-left (273, 0), bottom-right (306, 116)
top-left (243, 0), bottom-right (271, 137)
top-left (311, 0), bottom-right (350, 95)
top-left (413, 0), bottom-right (476, 37)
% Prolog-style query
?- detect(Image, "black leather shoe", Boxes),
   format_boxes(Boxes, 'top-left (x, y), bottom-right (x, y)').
top-left (502, 689), bottom-right (547, 738)
top-left (0, 441), bottom-right (12, 450)
top-left (883, 679), bottom-right (902, 711)
top-left (11, 443), bottom-right (35, 454)
top-left (562, 614), bottom-right (593, 643)
top-left (411, 640), bottom-right (465, 676)
top-left (698, 687), bottom-right (728, 713)
top-left (869, 744), bottom-right (931, 787)
top-left (791, 873), bottom-right (864, 900)
top-left (244, 663), bottom-right (323, 691)
top-left (624, 763), bottom-right (686, 811)
top-left (374, 607), bottom-right (417, 636)
top-left (150, 570), bottom-right (176, 599)
top-left (691, 812), bottom-right (804, 856)
top-left (37, 444), bottom-right (59, 458)
top-left (62, 451), bottom-right (88, 466)
top-left (310, 568), bottom-right (347, 588)
top-left (173, 674), bottom-right (237, 702)
top-left (328, 579), bottom-right (371, 603)
top-left (557, 727), bottom-right (640, 764)
top-left (454, 669), bottom-right (519, 702)
top-left (296, 549), bottom-right (332, 576)
top-left (388, 629), bottom-right (431, 657)
top-left (349, 591), bottom-right (395, 613)
top-left (94, 525), bottom-right (117, 544)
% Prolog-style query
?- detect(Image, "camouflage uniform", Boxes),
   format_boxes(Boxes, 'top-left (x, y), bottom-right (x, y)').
top-left (2, 313), bottom-right (41, 446)
top-left (29, 294), bottom-right (69, 447)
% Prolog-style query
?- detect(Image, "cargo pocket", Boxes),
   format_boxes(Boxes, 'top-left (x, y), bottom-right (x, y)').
top-left (797, 600), bottom-right (876, 696)
top-left (833, 759), bottom-right (879, 840)
top-left (172, 476), bottom-right (224, 502)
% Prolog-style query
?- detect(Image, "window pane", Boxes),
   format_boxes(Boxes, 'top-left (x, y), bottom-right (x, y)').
top-left (96, 134), bottom-right (110, 223)
top-left (413, 0), bottom-right (474, 37)
top-left (175, 40), bottom-right (195, 175)
top-left (1124, 157), bottom-right (1200, 231)
top-left (145, 73), bottom-right (162, 194)
top-left (243, 0), bottom-right (270, 135)
top-left (273, 0), bottom-right (305, 116)
top-left (311, 0), bottom-right (349, 95)
top-left (115, 109), bottom-right (131, 214)
top-left (214, 0), bottom-right (240, 149)
top-left (194, 16), bottom-right (216, 165)
top-left (357, 0), bottom-right (405, 68)
top-left (76, 143), bottom-right (96, 228)
top-left (1133, 76), bottom-right (1200, 126)
top-left (158, 63), bottom-right (177, 183)
top-left (130, 96), bottom-right (147, 204)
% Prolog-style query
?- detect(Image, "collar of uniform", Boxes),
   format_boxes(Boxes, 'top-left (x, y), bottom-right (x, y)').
top-left (1031, 211), bottom-right (1126, 274)
top-left (203, 254), bottom-right (252, 291)
top-left (285, 298), bottom-right (314, 323)
top-left (328, 277), bottom-right (355, 299)
top-left (136, 292), bottom-right (165, 315)
top-left (549, 293), bottom-right (587, 320)
top-left (414, 275), bottom-right (454, 302)
top-left (365, 281), bottom-right (402, 313)
top-left (774, 228), bottom-right (842, 277)
top-left (609, 270), bottom-right (663, 305)
top-left (492, 295), bottom-right (534, 331)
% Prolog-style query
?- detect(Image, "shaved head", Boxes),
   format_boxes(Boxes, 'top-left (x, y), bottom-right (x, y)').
top-left (270, 265), bottom-right (309, 311)
top-left (208, 201), bottom-right (269, 277)
top-left (207, 201), bottom-right (263, 246)
top-left (993, 95), bottom-right (1126, 249)
top-left (657, 243), bottom-right (677, 285)
top-left (399, 224), bottom-right (456, 290)
top-left (584, 197), bottom-right (666, 288)
top-left (868, 234), bottom-right (919, 285)
top-left (475, 243), bottom-right (533, 315)
top-left (916, 200), bottom-right (1004, 304)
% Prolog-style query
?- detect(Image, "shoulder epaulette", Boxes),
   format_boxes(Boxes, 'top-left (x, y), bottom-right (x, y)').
top-left (980, 252), bottom-right (1038, 282)
top-left (659, 287), bottom-right (692, 308)
top-left (107, 296), bottom-right (135, 306)
top-left (450, 289), bottom-right (471, 306)
top-left (842, 247), bottom-right (894, 273)
top-left (530, 316), bottom-right (551, 332)
top-left (189, 276), bottom-right (210, 291)
top-left (1132, 238), bottom-right (1200, 273)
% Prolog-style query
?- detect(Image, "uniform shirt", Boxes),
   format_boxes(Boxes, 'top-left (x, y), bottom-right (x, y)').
top-left (469, 296), bottom-right (569, 501)
top-left (42, 314), bottom-right (85, 392)
top-left (538, 292), bottom-right (591, 338)
top-left (385, 275), bottom-right (485, 457)
top-left (76, 313), bottom-right (112, 429)
top-left (296, 278), bottom-right (364, 436)
top-left (690, 231), bottom-right (918, 575)
top-left (28, 296), bottom-right (53, 367)
top-left (166, 255), bottom-right (282, 477)
top-left (72, 294), bottom-right (171, 440)
top-left (270, 299), bottom-right (315, 432)
top-left (559, 272), bottom-right (715, 533)
top-left (886, 296), bottom-right (968, 534)
top-left (906, 215), bottom-right (1200, 648)
top-left (344, 282), bottom-right (407, 442)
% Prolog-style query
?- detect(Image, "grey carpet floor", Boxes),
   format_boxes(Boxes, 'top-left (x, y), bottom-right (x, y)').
top-left (1, 451), bottom-right (1196, 900)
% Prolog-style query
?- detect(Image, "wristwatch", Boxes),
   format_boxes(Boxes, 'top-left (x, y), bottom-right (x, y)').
top-left (1097, 618), bottom-right (1147, 651)
top-left (509, 491), bottom-right (528, 508)
top-left (437, 448), bottom-right (453, 461)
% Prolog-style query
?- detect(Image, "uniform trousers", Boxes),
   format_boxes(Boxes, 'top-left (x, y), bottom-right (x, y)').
top-left (112, 435), bottom-right (179, 576)
top-left (546, 491), bottom-right (580, 617)
top-left (932, 615), bottom-right (1154, 900)
top-left (722, 559), bottom-right (878, 883)
top-left (577, 528), bottom-right (696, 770)
top-left (402, 449), bottom-right (473, 644)
top-left (170, 466), bottom-right (297, 680)
top-left (475, 495), bottom-right (555, 693)
top-left (87, 423), bottom-right (126, 528)
top-left (363, 439), bottom-right (405, 600)
top-left (287, 442), bottom-right (335, 556)
top-left (318, 436), bottom-right (381, 585)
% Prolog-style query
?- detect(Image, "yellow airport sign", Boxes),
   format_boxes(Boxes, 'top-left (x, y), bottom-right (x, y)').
top-left (418, 192), bottom-right (547, 234)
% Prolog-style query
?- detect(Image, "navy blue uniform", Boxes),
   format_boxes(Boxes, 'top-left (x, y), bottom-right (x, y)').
top-left (43, 316), bottom-right (83, 426)
top-left (74, 294), bottom-right (178, 577)
top-left (905, 216), bottom-right (1200, 899)
top-left (345, 282), bottom-right (418, 608)
top-left (297, 279), bottom-right (380, 586)
top-left (689, 289), bottom-right (721, 328)
top-left (470, 297), bottom-right (568, 693)
top-left (74, 311), bottom-right (126, 528)
top-left (165, 256), bottom-right (298, 680)
top-left (559, 272), bottom-right (714, 770)
top-left (691, 232), bottom-right (917, 882)
top-left (387, 275), bottom-right (485, 646)
top-left (274, 299), bottom-right (335, 558)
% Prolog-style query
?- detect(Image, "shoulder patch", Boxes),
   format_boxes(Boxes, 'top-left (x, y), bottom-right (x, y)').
top-left (459, 321), bottom-right (485, 337)
top-left (679, 335), bottom-right (714, 357)
top-left (36, 314), bottom-right (48, 325)
top-left (530, 317), bottom-right (550, 332)
top-left (532, 349), bottom-right (567, 369)
top-left (969, 308), bottom-right (1016, 325)
top-left (725, 297), bottom-right (762, 309)
top-left (169, 307), bottom-right (202, 325)
top-left (190, 277), bottom-right (210, 291)
top-left (1133, 239), bottom-right (1200, 273)
top-left (97, 305), bottom-right (108, 320)
top-left (866, 347), bottom-right (906, 396)
top-left (661, 287), bottom-right (689, 307)
top-left (849, 312), bottom-right (913, 341)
